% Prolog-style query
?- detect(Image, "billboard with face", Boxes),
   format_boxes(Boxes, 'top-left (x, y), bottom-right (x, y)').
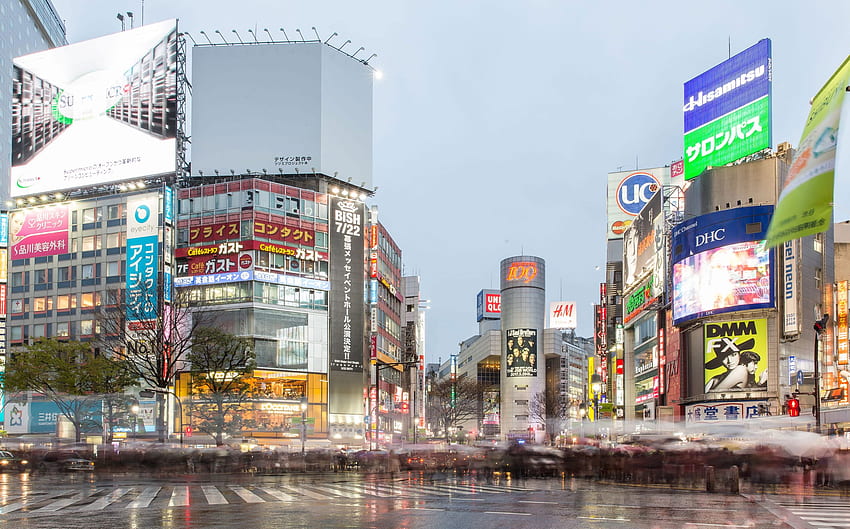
top-left (11, 20), bottom-right (178, 197)
top-left (623, 191), bottom-right (663, 288)
top-left (671, 206), bottom-right (774, 324)
top-left (606, 167), bottom-right (668, 240)
top-left (704, 319), bottom-right (767, 393)
top-left (505, 328), bottom-right (538, 378)
top-left (683, 39), bottom-right (772, 180)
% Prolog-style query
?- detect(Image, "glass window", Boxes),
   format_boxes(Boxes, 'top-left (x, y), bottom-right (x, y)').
top-left (107, 261), bottom-right (121, 276)
top-left (56, 322), bottom-right (70, 337)
top-left (82, 235), bottom-right (102, 251)
top-left (10, 326), bottom-right (22, 341)
top-left (82, 264), bottom-right (95, 279)
top-left (107, 232), bottom-right (125, 248)
top-left (10, 299), bottom-right (24, 314)
top-left (57, 266), bottom-right (74, 282)
top-left (11, 271), bottom-right (28, 287)
top-left (80, 320), bottom-right (94, 335)
top-left (34, 268), bottom-right (52, 285)
top-left (82, 207), bottom-right (96, 223)
top-left (32, 324), bottom-right (46, 339)
top-left (57, 294), bottom-right (77, 310)
top-left (107, 204), bottom-right (122, 219)
top-left (33, 297), bottom-right (48, 312)
top-left (81, 292), bottom-right (99, 308)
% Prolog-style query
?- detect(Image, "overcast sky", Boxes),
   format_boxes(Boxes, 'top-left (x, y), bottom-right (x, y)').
top-left (49, 0), bottom-right (850, 364)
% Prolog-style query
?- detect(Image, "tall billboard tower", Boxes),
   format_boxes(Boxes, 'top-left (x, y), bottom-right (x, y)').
top-left (500, 256), bottom-right (545, 441)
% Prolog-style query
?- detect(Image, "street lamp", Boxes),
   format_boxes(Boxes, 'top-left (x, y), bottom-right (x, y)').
top-left (300, 396), bottom-right (308, 456)
top-left (590, 374), bottom-right (602, 423)
top-left (813, 314), bottom-right (830, 433)
top-left (130, 402), bottom-right (140, 440)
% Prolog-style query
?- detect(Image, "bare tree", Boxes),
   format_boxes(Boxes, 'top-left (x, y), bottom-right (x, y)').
top-left (95, 286), bottom-right (214, 442)
top-left (426, 376), bottom-right (483, 442)
top-left (528, 391), bottom-right (568, 445)
top-left (186, 328), bottom-right (256, 446)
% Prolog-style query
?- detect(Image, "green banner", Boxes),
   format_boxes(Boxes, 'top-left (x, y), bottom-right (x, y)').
top-left (684, 96), bottom-right (771, 180)
top-left (766, 56), bottom-right (850, 248)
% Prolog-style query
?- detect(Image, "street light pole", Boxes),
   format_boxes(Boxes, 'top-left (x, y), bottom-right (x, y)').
top-left (814, 314), bottom-right (830, 434)
top-left (300, 396), bottom-right (308, 456)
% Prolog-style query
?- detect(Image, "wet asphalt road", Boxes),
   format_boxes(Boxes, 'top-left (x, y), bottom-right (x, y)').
top-left (0, 471), bottom-right (797, 529)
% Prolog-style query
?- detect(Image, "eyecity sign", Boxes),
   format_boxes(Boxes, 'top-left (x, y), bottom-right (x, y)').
top-left (683, 39), bottom-right (772, 180)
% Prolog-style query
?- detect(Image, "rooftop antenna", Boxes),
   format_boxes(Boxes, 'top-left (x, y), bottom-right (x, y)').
top-left (279, 28), bottom-right (290, 42)
top-left (140, 0), bottom-right (144, 25)
top-left (728, 36), bottom-right (731, 59)
top-left (264, 28), bottom-right (276, 42)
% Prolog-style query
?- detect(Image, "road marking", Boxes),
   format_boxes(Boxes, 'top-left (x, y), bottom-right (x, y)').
top-left (127, 487), bottom-right (161, 508)
top-left (0, 491), bottom-right (66, 513)
top-left (578, 516), bottom-right (630, 522)
top-left (484, 511), bottom-right (532, 516)
top-left (202, 486), bottom-right (228, 505)
top-left (315, 483), bottom-right (364, 498)
top-left (169, 486), bottom-right (189, 507)
top-left (35, 492), bottom-right (93, 512)
top-left (411, 507), bottom-right (444, 511)
top-left (519, 500), bottom-right (558, 504)
top-left (279, 484), bottom-right (335, 500)
top-left (452, 498), bottom-right (484, 501)
top-left (259, 487), bottom-right (295, 502)
top-left (230, 486), bottom-right (264, 503)
top-left (78, 488), bottom-right (130, 511)
top-left (683, 524), bottom-right (754, 528)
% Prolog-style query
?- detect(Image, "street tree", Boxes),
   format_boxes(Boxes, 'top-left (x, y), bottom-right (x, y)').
top-left (425, 375), bottom-right (483, 442)
top-left (528, 390), bottom-right (568, 445)
top-left (186, 327), bottom-right (256, 446)
top-left (2, 339), bottom-right (135, 442)
top-left (95, 286), bottom-right (214, 442)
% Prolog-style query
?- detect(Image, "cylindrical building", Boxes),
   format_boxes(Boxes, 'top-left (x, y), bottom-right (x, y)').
top-left (500, 255), bottom-right (546, 442)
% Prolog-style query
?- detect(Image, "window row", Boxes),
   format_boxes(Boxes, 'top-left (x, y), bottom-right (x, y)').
top-left (10, 290), bottom-right (122, 314)
top-left (9, 320), bottom-right (101, 342)
top-left (178, 191), bottom-right (328, 221)
top-left (183, 282), bottom-right (329, 311)
top-left (11, 262), bottom-right (124, 286)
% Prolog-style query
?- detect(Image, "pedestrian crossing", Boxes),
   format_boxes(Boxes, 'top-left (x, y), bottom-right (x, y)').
top-left (0, 480), bottom-right (532, 516)
top-left (773, 499), bottom-right (850, 528)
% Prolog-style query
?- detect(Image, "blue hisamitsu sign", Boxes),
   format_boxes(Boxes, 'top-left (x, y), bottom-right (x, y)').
top-left (684, 39), bottom-right (771, 134)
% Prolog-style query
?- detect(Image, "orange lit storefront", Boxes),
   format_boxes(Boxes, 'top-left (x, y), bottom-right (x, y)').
top-left (175, 370), bottom-right (328, 444)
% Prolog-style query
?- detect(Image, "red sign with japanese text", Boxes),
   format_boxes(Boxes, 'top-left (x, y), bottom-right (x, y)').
top-left (189, 222), bottom-right (240, 244)
top-left (254, 220), bottom-right (315, 246)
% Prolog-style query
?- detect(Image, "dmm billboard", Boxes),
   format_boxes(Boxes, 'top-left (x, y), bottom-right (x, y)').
top-left (11, 20), bottom-right (178, 197)
top-left (683, 39), bottom-right (772, 180)
top-left (671, 206), bottom-right (774, 324)
top-left (704, 319), bottom-right (768, 393)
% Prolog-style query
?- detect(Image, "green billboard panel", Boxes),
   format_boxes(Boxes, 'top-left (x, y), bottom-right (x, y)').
top-left (684, 96), bottom-right (770, 180)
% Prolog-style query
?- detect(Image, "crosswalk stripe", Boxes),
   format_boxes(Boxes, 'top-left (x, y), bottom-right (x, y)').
top-left (420, 484), bottom-right (477, 495)
top-left (258, 487), bottom-right (296, 502)
top-left (279, 484), bottom-right (334, 500)
top-left (127, 487), bottom-right (161, 509)
top-left (407, 484), bottom-right (453, 496)
top-left (34, 491), bottom-right (94, 512)
top-left (169, 486), bottom-right (190, 507)
top-left (78, 488), bottom-right (130, 511)
top-left (311, 483), bottom-right (364, 498)
top-left (202, 486), bottom-right (228, 505)
top-left (0, 491), bottom-right (66, 514)
top-left (230, 486), bottom-right (264, 503)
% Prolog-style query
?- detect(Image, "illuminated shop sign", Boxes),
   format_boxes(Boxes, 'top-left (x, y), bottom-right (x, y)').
top-left (683, 39), bottom-right (772, 179)
top-left (254, 220), bottom-right (315, 246)
top-left (624, 275), bottom-right (657, 323)
top-left (549, 301), bottom-right (577, 329)
top-left (505, 328), bottom-right (538, 378)
top-left (704, 319), bottom-right (768, 393)
top-left (606, 167), bottom-right (668, 240)
top-left (686, 401), bottom-right (768, 423)
top-left (176, 240), bottom-right (327, 261)
top-left (173, 270), bottom-right (329, 290)
top-left (505, 262), bottom-right (538, 283)
top-left (126, 193), bottom-right (159, 329)
top-left (189, 222), bottom-right (240, 244)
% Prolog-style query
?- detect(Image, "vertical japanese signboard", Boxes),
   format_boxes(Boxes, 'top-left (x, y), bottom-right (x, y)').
top-left (126, 193), bottom-right (160, 330)
top-left (328, 196), bottom-right (365, 417)
top-left (838, 280), bottom-right (848, 366)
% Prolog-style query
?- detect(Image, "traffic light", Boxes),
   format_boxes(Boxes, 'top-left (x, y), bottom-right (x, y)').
top-left (787, 398), bottom-right (800, 417)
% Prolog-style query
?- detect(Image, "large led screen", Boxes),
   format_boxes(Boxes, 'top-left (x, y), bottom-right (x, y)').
top-left (671, 206), bottom-right (774, 324)
top-left (704, 319), bottom-right (768, 393)
top-left (505, 328), bottom-right (538, 378)
top-left (11, 20), bottom-right (178, 197)
top-left (683, 39), bottom-right (771, 180)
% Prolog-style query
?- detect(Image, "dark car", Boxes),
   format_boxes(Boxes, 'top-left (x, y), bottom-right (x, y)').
top-left (37, 451), bottom-right (95, 472)
top-left (0, 450), bottom-right (30, 472)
